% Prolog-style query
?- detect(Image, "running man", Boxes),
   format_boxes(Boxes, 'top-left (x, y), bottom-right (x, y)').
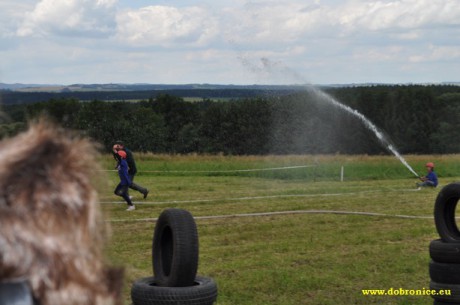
top-left (113, 141), bottom-right (149, 199)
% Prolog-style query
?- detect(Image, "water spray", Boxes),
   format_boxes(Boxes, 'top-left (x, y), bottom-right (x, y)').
top-left (311, 88), bottom-right (420, 178)
top-left (239, 57), bottom-right (420, 178)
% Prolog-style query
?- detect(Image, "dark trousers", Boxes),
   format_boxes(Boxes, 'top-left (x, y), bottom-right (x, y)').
top-left (115, 183), bottom-right (133, 206)
top-left (128, 173), bottom-right (148, 195)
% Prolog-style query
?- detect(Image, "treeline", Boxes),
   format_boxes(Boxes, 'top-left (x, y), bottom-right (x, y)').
top-left (0, 87), bottom-right (298, 105)
top-left (1, 85), bottom-right (460, 154)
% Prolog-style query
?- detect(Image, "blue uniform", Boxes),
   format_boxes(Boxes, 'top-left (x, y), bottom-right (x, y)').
top-left (112, 147), bottom-right (148, 197)
top-left (115, 158), bottom-right (133, 206)
top-left (418, 171), bottom-right (438, 187)
top-left (426, 171), bottom-right (438, 187)
top-left (117, 158), bottom-right (132, 186)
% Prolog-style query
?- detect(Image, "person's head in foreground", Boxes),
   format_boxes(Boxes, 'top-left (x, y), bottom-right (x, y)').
top-left (0, 120), bottom-right (122, 305)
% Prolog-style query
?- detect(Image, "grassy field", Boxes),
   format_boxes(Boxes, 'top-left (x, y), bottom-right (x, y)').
top-left (99, 154), bottom-right (460, 305)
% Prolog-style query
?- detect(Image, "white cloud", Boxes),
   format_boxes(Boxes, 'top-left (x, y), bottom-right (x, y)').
top-left (0, 1), bottom-right (35, 37)
top-left (222, 2), bottom-right (330, 46)
top-left (409, 45), bottom-right (460, 63)
top-left (115, 5), bottom-right (219, 47)
top-left (1, 0), bottom-right (460, 84)
top-left (12, 0), bottom-right (460, 47)
top-left (221, 0), bottom-right (460, 47)
top-left (17, 0), bottom-right (117, 37)
top-left (338, 0), bottom-right (460, 32)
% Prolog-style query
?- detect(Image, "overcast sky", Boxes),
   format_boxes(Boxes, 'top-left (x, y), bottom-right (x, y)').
top-left (1, 0), bottom-right (459, 85)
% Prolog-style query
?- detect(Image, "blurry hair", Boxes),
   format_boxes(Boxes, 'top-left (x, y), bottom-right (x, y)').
top-left (0, 120), bottom-right (122, 305)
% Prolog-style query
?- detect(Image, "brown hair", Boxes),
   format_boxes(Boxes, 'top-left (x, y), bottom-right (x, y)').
top-left (0, 121), bottom-right (122, 305)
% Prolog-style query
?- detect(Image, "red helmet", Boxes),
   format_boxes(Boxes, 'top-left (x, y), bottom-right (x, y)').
top-left (117, 150), bottom-right (127, 159)
top-left (426, 162), bottom-right (434, 168)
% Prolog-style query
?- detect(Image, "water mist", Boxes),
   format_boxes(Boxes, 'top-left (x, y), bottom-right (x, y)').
top-left (310, 87), bottom-right (419, 178)
top-left (241, 57), bottom-right (420, 177)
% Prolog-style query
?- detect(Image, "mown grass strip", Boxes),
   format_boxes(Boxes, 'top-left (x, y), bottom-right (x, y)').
top-left (100, 154), bottom-right (457, 305)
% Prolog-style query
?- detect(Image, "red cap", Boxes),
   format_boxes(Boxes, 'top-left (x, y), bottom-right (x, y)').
top-left (117, 150), bottom-right (127, 159)
top-left (426, 162), bottom-right (434, 168)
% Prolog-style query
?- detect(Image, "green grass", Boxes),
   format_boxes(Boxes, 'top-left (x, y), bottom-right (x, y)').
top-left (100, 154), bottom-right (460, 305)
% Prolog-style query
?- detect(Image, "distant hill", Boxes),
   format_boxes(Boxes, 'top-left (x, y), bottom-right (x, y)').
top-left (0, 83), bottom-right (311, 92)
top-left (0, 83), bottom-right (310, 105)
top-left (0, 83), bottom-right (64, 91)
top-left (2, 82), bottom-right (459, 92)
top-left (1, 82), bottom-right (459, 105)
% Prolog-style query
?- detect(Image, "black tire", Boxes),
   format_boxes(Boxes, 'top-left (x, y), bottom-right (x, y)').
top-left (152, 208), bottom-right (199, 287)
top-left (430, 281), bottom-right (460, 303)
top-left (434, 183), bottom-right (460, 243)
top-left (430, 239), bottom-right (460, 264)
top-left (430, 260), bottom-right (460, 284)
top-left (131, 276), bottom-right (218, 305)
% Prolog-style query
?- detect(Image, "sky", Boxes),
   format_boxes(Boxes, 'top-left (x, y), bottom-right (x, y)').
top-left (1, 0), bottom-right (460, 85)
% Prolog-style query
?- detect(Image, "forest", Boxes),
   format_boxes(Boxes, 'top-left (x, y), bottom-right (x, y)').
top-left (1, 84), bottom-right (460, 155)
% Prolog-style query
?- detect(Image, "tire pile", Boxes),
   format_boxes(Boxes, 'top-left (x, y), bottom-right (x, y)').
top-left (131, 208), bottom-right (218, 305)
top-left (430, 183), bottom-right (460, 304)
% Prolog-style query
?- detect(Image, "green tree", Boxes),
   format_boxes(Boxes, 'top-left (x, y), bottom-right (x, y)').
top-left (26, 98), bottom-right (81, 128)
top-left (150, 94), bottom-right (200, 153)
top-left (430, 93), bottom-right (460, 153)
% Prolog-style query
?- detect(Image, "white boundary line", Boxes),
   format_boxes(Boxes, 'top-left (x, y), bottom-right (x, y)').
top-left (105, 188), bottom-right (429, 222)
top-left (100, 164), bottom-right (317, 173)
top-left (109, 209), bottom-right (433, 223)
top-left (100, 190), bottom-right (382, 205)
top-left (100, 187), bottom-right (422, 206)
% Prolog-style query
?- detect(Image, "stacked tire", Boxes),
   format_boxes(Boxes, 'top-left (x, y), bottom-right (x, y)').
top-left (131, 208), bottom-right (218, 305)
top-left (430, 183), bottom-right (460, 304)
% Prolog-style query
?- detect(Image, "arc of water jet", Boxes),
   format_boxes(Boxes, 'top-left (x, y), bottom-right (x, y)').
top-left (310, 87), bottom-right (420, 178)
top-left (235, 56), bottom-right (420, 177)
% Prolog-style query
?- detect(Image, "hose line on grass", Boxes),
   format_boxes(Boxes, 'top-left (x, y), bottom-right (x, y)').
top-left (109, 209), bottom-right (433, 223)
